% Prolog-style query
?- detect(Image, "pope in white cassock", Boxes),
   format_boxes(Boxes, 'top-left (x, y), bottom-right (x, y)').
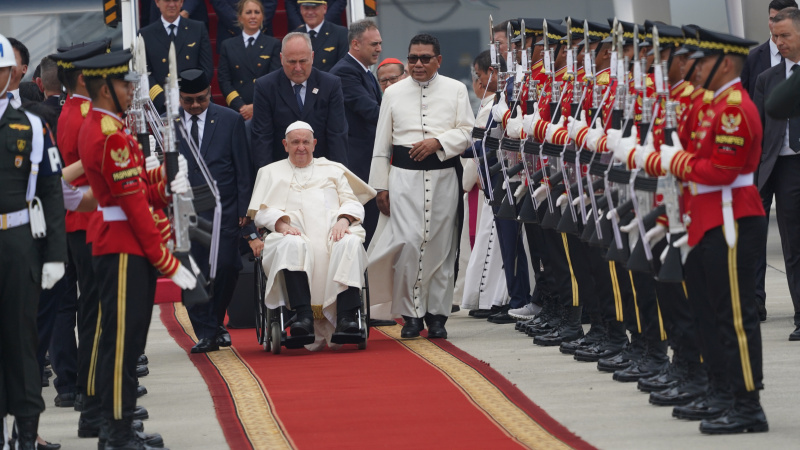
top-left (248, 121), bottom-right (376, 351)
top-left (367, 34), bottom-right (474, 339)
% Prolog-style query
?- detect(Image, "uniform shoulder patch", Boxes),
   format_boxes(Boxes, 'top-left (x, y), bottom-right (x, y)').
top-left (596, 71), bottom-right (610, 85)
top-left (727, 90), bottom-right (742, 106)
top-left (680, 84), bottom-right (693, 98)
top-left (703, 91), bottom-right (714, 104)
top-left (80, 101), bottom-right (90, 117)
top-left (101, 115), bottom-right (122, 136)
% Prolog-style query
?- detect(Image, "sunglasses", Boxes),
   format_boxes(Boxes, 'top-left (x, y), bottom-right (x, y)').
top-left (180, 92), bottom-right (210, 104)
top-left (407, 54), bottom-right (435, 64)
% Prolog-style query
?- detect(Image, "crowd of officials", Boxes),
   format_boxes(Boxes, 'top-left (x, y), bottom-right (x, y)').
top-left (4, 0), bottom-right (800, 448)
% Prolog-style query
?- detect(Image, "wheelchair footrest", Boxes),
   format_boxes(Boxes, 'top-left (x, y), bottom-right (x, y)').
top-left (330, 331), bottom-right (367, 345)
top-left (283, 334), bottom-right (316, 348)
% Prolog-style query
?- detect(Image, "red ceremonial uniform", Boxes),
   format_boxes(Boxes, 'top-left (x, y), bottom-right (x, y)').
top-left (78, 108), bottom-right (179, 276)
top-left (654, 81), bottom-right (764, 246)
top-left (58, 95), bottom-right (94, 233)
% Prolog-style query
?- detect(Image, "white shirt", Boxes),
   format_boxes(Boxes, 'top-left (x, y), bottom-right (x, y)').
top-left (183, 108), bottom-right (208, 147)
top-left (305, 21), bottom-right (324, 35)
top-left (8, 89), bottom-right (20, 108)
top-left (161, 16), bottom-right (180, 37)
top-left (242, 30), bottom-right (261, 46)
top-left (347, 53), bottom-right (370, 73)
top-left (291, 80), bottom-right (307, 104)
top-left (781, 59), bottom-right (800, 156)
top-left (769, 38), bottom-right (782, 68)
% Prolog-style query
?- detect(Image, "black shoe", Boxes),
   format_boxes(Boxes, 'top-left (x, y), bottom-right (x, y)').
top-left (138, 355), bottom-right (149, 365)
top-left (488, 313), bottom-right (517, 324)
top-left (401, 316), bottom-right (424, 339)
top-left (334, 317), bottom-right (359, 334)
top-left (574, 335), bottom-right (627, 363)
top-left (789, 326), bottom-right (800, 341)
top-left (757, 304), bottom-right (767, 322)
top-left (672, 391), bottom-right (733, 421)
top-left (135, 430), bottom-right (165, 448)
top-left (132, 420), bottom-right (144, 433)
top-left (369, 318), bottom-right (397, 327)
top-left (534, 306), bottom-right (583, 347)
top-left (559, 325), bottom-right (605, 355)
top-left (612, 342), bottom-right (669, 382)
top-left (41, 374), bottom-right (50, 387)
top-left (638, 358), bottom-right (687, 393)
top-left (216, 326), bottom-right (232, 347)
top-left (133, 405), bottom-right (149, 421)
top-left (424, 314), bottom-right (448, 339)
top-left (36, 440), bottom-right (61, 450)
top-left (190, 338), bottom-right (219, 354)
top-left (649, 382), bottom-right (706, 406)
top-left (289, 317), bottom-right (314, 337)
top-left (469, 309), bottom-right (494, 318)
top-left (137, 385), bottom-right (148, 398)
top-left (699, 398), bottom-right (768, 434)
top-left (73, 393), bottom-right (85, 412)
top-left (451, 305), bottom-right (460, 313)
top-left (78, 414), bottom-right (104, 438)
top-left (487, 305), bottom-right (511, 322)
top-left (597, 335), bottom-right (645, 373)
top-left (54, 392), bottom-right (77, 408)
top-left (136, 364), bottom-right (149, 377)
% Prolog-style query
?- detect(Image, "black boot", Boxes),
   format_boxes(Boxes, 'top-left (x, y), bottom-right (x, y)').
top-left (105, 417), bottom-right (167, 450)
top-left (650, 359), bottom-right (708, 406)
top-left (672, 374), bottom-right (734, 420)
top-left (533, 306), bottom-right (584, 346)
top-left (14, 415), bottom-right (38, 450)
top-left (401, 316), bottom-right (424, 338)
top-left (424, 314), bottom-right (448, 339)
top-left (525, 297), bottom-right (561, 336)
top-left (597, 332), bottom-right (645, 372)
top-left (613, 338), bottom-right (669, 382)
top-left (700, 391), bottom-right (768, 434)
top-left (78, 396), bottom-right (105, 438)
top-left (559, 314), bottom-right (605, 354)
top-left (519, 296), bottom-right (550, 332)
top-left (575, 320), bottom-right (628, 362)
top-left (638, 350), bottom-right (688, 393)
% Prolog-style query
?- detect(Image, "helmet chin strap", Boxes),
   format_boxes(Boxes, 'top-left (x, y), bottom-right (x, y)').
top-left (0, 74), bottom-right (11, 98)
top-left (685, 59), bottom-right (697, 83)
top-left (702, 54), bottom-right (725, 91)
top-left (105, 78), bottom-right (126, 117)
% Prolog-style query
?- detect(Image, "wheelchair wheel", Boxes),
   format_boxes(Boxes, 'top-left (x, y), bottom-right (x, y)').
top-left (270, 322), bottom-right (282, 355)
top-left (253, 257), bottom-right (266, 346)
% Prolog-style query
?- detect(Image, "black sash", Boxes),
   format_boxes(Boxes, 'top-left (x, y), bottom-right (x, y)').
top-left (391, 145), bottom-right (458, 170)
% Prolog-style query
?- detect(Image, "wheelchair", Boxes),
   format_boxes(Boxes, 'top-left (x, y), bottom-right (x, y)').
top-left (254, 256), bottom-right (370, 354)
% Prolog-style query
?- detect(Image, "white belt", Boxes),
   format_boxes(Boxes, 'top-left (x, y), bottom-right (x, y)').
top-left (0, 208), bottom-right (30, 230)
top-left (689, 173), bottom-right (754, 248)
top-left (98, 205), bottom-right (128, 222)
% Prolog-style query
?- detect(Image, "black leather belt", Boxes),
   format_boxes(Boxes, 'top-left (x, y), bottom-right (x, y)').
top-left (391, 145), bottom-right (457, 171)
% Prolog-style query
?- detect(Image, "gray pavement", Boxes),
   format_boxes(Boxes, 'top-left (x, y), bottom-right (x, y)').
top-left (34, 215), bottom-right (799, 449)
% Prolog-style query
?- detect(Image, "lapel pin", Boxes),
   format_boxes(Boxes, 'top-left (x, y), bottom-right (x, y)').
top-left (312, 88), bottom-right (319, 94)
top-left (210, 120), bottom-right (215, 123)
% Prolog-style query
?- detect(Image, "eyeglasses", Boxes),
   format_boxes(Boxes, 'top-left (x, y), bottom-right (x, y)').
top-left (378, 73), bottom-right (404, 86)
top-left (180, 92), bottom-right (210, 105)
top-left (407, 54), bottom-right (435, 64)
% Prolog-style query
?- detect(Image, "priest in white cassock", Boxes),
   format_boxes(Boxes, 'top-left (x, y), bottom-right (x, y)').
top-left (367, 34), bottom-right (474, 339)
top-left (248, 121), bottom-right (376, 351)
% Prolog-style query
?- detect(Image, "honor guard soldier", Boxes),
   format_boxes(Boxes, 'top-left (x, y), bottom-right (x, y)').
top-left (75, 50), bottom-right (196, 449)
top-left (649, 27), bottom-right (768, 434)
top-left (0, 32), bottom-right (67, 450)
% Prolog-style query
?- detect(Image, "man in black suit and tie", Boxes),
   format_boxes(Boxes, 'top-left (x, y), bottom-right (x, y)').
top-left (175, 69), bottom-right (261, 353)
top-left (294, 0), bottom-right (348, 72)
top-left (329, 19), bottom-right (382, 245)
top-left (140, 0), bottom-right (214, 113)
top-left (754, 7), bottom-right (800, 341)
top-left (251, 32), bottom-right (348, 169)
top-left (742, 0), bottom-right (797, 96)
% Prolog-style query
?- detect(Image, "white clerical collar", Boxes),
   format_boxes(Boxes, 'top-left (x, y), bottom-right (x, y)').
top-left (714, 77), bottom-right (741, 98)
top-left (93, 106), bottom-right (123, 122)
top-left (347, 53), bottom-right (370, 72)
top-left (243, 30), bottom-right (261, 44)
top-left (413, 72), bottom-right (438, 87)
top-left (306, 21), bottom-right (324, 34)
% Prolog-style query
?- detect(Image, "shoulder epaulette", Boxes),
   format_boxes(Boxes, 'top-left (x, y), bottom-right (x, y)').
top-left (81, 101), bottom-right (91, 117)
top-left (703, 91), bottom-right (714, 104)
top-left (690, 88), bottom-right (705, 100)
top-left (727, 90), bottom-right (742, 106)
top-left (101, 115), bottom-right (122, 136)
top-left (680, 83), bottom-right (694, 97)
top-left (597, 71), bottom-right (610, 85)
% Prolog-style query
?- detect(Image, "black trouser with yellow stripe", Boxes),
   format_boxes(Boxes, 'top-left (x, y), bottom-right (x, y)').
top-left (545, 229), bottom-right (595, 310)
top-left (596, 258), bottom-right (634, 327)
top-left (684, 217), bottom-right (765, 395)
top-left (67, 231), bottom-right (101, 398)
top-left (94, 253), bottom-right (156, 421)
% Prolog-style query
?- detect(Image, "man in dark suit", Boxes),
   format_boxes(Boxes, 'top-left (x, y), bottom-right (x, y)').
top-left (176, 69), bottom-right (261, 353)
top-left (754, 7), bottom-right (800, 341)
top-left (285, 0), bottom-right (346, 31)
top-left (329, 19), bottom-right (382, 245)
top-left (294, 0), bottom-right (348, 72)
top-left (251, 32), bottom-right (348, 169)
top-left (741, 0), bottom-right (797, 96)
top-left (140, 0), bottom-right (213, 113)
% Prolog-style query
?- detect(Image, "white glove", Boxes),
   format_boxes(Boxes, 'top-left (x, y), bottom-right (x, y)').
top-left (41, 262), bottom-right (65, 290)
top-left (567, 111), bottom-right (588, 141)
top-left (645, 223), bottom-right (667, 244)
top-left (556, 193), bottom-right (568, 207)
top-left (521, 103), bottom-right (541, 136)
top-left (491, 91), bottom-right (509, 123)
top-left (572, 194), bottom-right (590, 207)
top-left (533, 184), bottom-right (549, 203)
top-left (634, 132), bottom-right (656, 170)
top-left (145, 154), bottom-right (160, 172)
top-left (660, 132), bottom-right (684, 174)
top-left (544, 115), bottom-right (566, 144)
top-left (672, 233), bottom-right (693, 264)
top-left (170, 263), bottom-right (198, 290)
top-left (620, 217), bottom-right (639, 233)
top-left (505, 106), bottom-right (525, 138)
top-left (610, 128), bottom-right (638, 165)
top-left (514, 183), bottom-right (528, 201)
top-left (659, 243), bottom-right (670, 264)
top-left (169, 170), bottom-right (190, 195)
top-left (178, 154), bottom-right (188, 174)
top-left (606, 208), bottom-right (619, 222)
top-left (584, 118), bottom-right (605, 152)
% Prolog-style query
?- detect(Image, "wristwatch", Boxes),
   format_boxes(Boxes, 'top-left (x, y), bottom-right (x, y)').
top-left (246, 232), bottom-right (259, 241)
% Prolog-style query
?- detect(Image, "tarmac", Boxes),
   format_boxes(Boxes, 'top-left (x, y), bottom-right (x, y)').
top-left (35, 215), bottom-right (799, 449)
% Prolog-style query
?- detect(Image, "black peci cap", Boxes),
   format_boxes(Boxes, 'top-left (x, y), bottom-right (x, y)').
top-left (179, 69), bottom-right (210, 94)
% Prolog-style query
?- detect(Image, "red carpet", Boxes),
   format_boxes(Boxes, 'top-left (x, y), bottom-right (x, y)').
top-left (161, 304), bottom-right (594, 449)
